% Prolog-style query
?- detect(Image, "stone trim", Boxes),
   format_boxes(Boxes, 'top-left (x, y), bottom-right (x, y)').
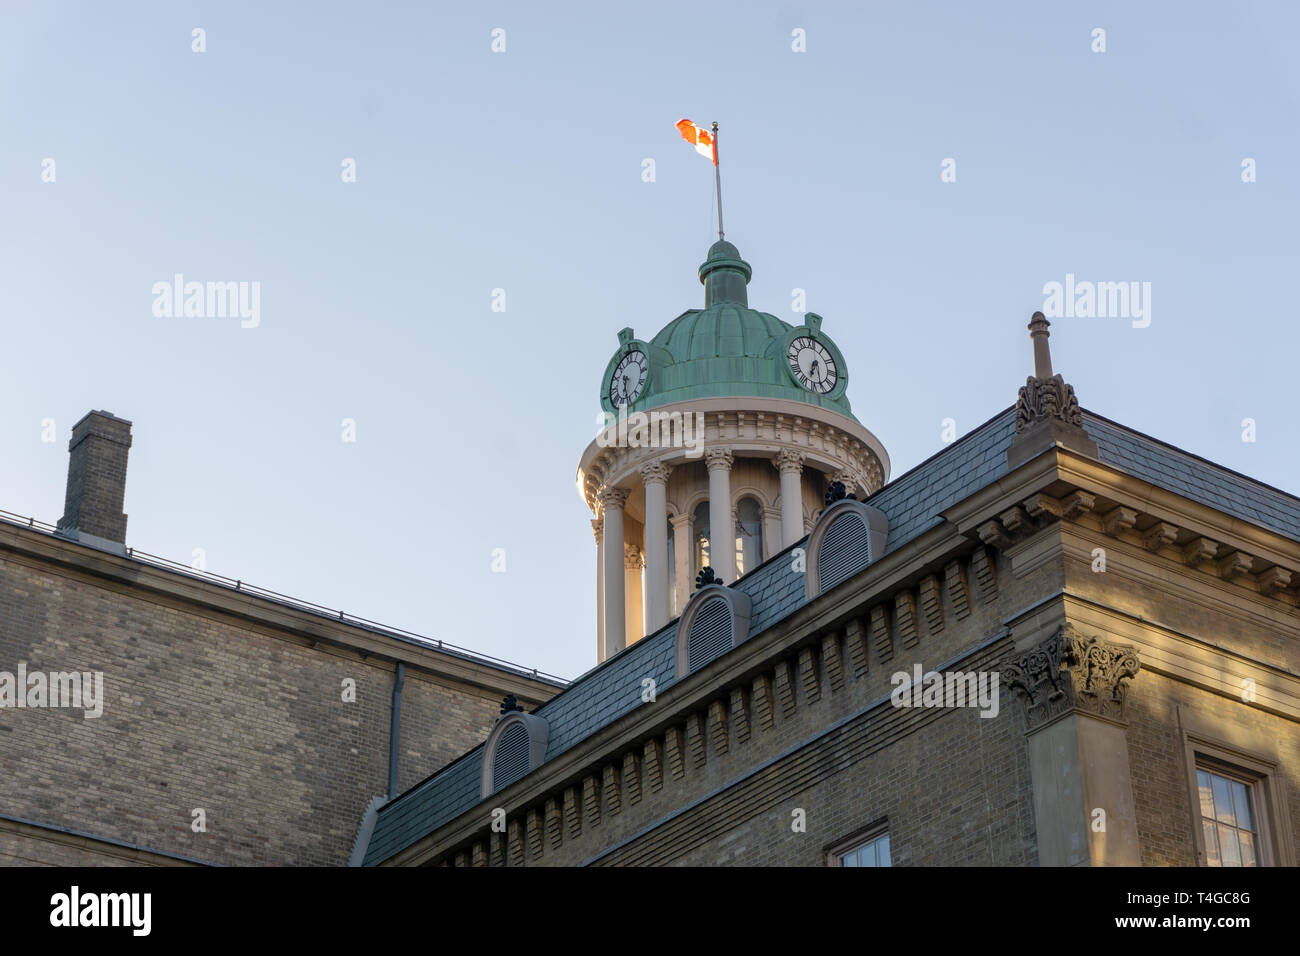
top-left (1001, 624), bottom-right (1140, 732)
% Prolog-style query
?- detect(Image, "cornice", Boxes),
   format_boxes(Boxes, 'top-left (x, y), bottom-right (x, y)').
top-left (0, 523), bottom-right (560, 703)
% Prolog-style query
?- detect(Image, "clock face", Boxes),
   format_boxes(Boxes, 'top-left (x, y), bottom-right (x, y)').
top-left (787, 336), bottom-right (838, 394)
top-left (610, 349), bottom-right (648, 407)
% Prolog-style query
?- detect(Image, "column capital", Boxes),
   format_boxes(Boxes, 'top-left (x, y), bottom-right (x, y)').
top-left (669, 512), bottom-right (692, 530)
top-left (591, 516), bottom-right (603, 541)
top-left (1001, 624), bottom-right (1141, 731)
top-left (774, 448), bottom-right (805, 475)
top-left (640, 461), bottom-right (673, 485)
top-left (624, 543), bottom-right (645, 570)
top-left (705, 446), bottom-right (734, 472)
top-left (598, 486), bottom-right (631, 510)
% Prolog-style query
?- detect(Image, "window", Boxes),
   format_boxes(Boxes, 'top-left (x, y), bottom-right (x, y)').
top-left (1178, 705), bottom-right (1295, 867)
top-left (832, 831), bottom-right (891, 867)
top-left (1197, 765), bottom-right (1259, 867)
top-left (692, 501), bottom-right (710, 579)
top-left (735, 497), bottom-right (762, 577)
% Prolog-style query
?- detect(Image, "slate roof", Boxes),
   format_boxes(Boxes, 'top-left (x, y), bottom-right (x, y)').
top-left (362, 406), bottom-right (1300, 865)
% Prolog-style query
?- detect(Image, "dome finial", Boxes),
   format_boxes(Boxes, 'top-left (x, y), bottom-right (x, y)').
top-left (698, 239), bottom-right (751, 308)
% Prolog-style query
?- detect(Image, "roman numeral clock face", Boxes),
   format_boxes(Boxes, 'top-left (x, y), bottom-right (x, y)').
top-left (787, 336), bottom-right (837, 394)
top-left (610, 350), bottom-right (648, 407)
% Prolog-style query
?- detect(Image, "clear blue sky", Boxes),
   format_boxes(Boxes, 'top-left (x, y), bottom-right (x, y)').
top-left (2, 1), bottom-right (1296, 680)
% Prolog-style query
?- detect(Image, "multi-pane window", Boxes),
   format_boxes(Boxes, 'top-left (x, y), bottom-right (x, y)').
top-left (834, 832), bottom-right (891, 867)
top-left (1197, 767), bottom-right (1259, 867)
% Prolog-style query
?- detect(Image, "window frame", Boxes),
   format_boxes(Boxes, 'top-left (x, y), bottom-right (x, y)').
top-left (1178, 705), bottom-right (1294, 867)
top-left (827, 823), bottom-right (891, 867)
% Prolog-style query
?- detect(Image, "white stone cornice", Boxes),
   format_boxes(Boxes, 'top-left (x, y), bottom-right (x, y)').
top-left (575, 397), bottom-right (891, 514)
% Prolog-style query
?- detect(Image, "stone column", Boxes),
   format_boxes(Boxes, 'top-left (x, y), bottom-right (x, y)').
top-left (762, 507), bottom-right (782, 560)
top-left (640, 462), bottom-right (672, 633)
top-left (776, 449), bottom-right (805, 548)
top-left (671, 513), bottom-right (692, 617)
top-left (624, 545), bottom-right (645, 649)
top-left (1002, 624), bottom-right (1142, 866)
top-left (592, 516), bottom-right (605, 663)
top-left (706, 447), bottom-right (735, 583)
top-left (599, 487), bottom-right (630, 660)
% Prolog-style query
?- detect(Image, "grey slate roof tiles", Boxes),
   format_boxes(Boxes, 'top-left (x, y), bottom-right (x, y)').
top-left (362, 405), bottom-right (1300, 865)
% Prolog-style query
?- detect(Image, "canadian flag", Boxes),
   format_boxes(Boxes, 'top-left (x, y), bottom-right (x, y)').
top-left (676, 119), bottom-right (717, 165)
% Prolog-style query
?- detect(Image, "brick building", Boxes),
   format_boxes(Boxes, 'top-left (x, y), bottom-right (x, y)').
top-left (5, 239), bottom-right (1299, 868)
top-left (360, 243), bottom-right (1300, 867)
top-left (0, 413), bottom-right (563, 866)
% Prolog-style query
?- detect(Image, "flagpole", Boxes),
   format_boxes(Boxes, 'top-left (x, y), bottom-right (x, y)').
top-left (712, 121), bottom-right (724, 241)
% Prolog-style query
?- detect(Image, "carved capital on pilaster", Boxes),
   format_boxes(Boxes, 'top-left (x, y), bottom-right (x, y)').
top-left (774, 448), bottom-right (805, 475)
top-left (624, 544), bottom-right (645, 571)
top-left (591, 516), bottom-right (603, 541)
top-left (1001, 624), bottom-right (1141, 731)
top-left (669, 512), bottom-right (692, 531)
top-left (639, 461), bottom-right (673, 485)
top-left (597, 486), bottom-right (630, 511)
top-left (705, 446), bottom-right (734, 473)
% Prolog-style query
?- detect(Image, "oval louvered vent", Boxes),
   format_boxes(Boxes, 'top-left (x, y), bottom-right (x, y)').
top-left (492, 721), bottom-right (531, 793)
top-left (817, 512), bottom-right (871, 593)
top-left (687, 596), bottom-right (734, 673)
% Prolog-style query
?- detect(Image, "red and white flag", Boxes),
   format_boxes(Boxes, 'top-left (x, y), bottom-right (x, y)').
top-left (676, 119), bottom-right (717, 165)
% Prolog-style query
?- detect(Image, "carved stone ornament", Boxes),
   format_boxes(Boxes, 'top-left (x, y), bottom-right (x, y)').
top-left (695, 566), bottom-right (723, 589)
top-left (1015, 375), bottom-right (1084, 434)
top-left (823, 480), bottom-right (858, 507)
top-left (1001, 624), bottom-right (1140, 730)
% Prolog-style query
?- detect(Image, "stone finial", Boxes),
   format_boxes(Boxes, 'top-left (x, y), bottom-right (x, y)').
top-left (500, 694), bottom-right (524, 715)
top-left (1028, 311), bottom-right (1053, 379)
top-left (1007, 313), bottom-right (1098, 468)
top-left (695, 566), bottom-right (723, 589)
top-left (823, 480), bottom-right (857, 507)
top-left (1000, 624), bottom-right (1140, 731)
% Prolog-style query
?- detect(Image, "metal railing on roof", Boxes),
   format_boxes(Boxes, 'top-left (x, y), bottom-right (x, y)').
top-left (0, 508), bottom-right (568, 687)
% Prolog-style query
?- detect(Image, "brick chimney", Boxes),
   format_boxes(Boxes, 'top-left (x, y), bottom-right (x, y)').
top-left (56, 410), bottom-right (133, 553)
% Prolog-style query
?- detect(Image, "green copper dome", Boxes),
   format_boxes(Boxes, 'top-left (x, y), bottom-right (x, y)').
top-left (598, 240), bottom-right (856, 420)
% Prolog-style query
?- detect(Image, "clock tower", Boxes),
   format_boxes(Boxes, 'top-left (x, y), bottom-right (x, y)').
top-left (577, 239), bottom-right (890, 662)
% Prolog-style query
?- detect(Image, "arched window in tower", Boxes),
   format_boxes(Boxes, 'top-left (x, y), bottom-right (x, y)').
top-left (735, 497), bottom-right (763, 577)
top-left (692, 501), bottom-right (710, 579)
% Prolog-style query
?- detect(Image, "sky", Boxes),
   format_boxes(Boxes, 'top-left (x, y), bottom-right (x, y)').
top-left (2, 1), bottom-right (1297, 681)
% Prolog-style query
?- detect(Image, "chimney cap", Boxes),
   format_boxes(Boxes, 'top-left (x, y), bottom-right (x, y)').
top-left (71, 409), bottom-right (133, 429)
